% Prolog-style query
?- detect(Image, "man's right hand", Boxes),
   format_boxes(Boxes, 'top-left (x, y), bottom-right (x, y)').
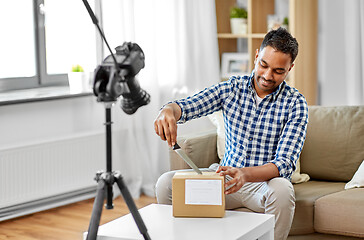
top-left (154, 103), bottom-right (182, 147)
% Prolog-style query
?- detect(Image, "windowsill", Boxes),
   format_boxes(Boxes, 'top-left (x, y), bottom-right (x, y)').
top-left (0, 86), bottom-right (94, 106)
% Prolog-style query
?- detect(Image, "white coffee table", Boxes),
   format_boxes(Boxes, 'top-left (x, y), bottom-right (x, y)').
top-left (83, 203), bottom-right (274, 240)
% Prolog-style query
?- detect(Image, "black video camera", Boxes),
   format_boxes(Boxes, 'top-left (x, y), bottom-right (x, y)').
top-left (93, 42), bottom-right (150, 114)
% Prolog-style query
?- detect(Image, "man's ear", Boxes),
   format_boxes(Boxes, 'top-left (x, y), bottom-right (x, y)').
top-left (254, 49), bottom-right (259, 64)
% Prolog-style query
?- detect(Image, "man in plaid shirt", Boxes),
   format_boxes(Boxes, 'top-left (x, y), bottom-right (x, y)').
top-left (154, 28), bottom-right (308, 240)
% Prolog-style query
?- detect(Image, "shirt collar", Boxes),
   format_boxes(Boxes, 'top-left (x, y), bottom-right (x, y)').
top-left (248, 70), bottom-right (286, 101)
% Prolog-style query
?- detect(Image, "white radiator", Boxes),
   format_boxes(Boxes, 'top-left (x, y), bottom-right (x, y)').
top-left (0, 133), bottom-right (106, 221)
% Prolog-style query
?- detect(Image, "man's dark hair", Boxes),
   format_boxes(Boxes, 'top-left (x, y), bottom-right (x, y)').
top-left (260, 27), bottom-right (299, 63)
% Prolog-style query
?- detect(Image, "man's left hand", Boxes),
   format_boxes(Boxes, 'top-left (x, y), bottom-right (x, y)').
top-left (216, 166), bottom-right (247, 195)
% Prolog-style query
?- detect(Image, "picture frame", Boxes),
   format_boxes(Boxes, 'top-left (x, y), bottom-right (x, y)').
top-left (221, 53), bottom-right (249, 79)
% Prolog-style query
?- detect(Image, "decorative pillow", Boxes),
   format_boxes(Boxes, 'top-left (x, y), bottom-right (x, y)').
top-left (345, 160), bottom-right (364, 189)
top-left (208, 110), bottom-right (310, 184)
top-left (208, 111), bottom-right (225, 160)
top-left (291, 157), bottom-right (310, 184)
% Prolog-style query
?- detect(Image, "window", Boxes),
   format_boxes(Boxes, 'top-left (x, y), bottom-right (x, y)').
top-left (0, 0), bottom-right (100, 92)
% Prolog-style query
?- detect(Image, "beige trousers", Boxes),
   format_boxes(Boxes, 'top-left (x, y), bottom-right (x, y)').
top-left (155, 164), bottom-right (295, 240)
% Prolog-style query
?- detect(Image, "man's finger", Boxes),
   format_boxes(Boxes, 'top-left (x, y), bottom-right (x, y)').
top-left (217, 166), bottom-right (230, 173)
top-left (225, 184), bottom-right (240, 194)
top-left (156, 123), bottom-right (166, 141)
top-left (154, 122), bottom-right (158, 134)
top-left (168, 123), bottom-right (177, 146)
top-left (162, 124), bottom-right (172, 146)
top-left (154, 124), bottom-right (162, 139)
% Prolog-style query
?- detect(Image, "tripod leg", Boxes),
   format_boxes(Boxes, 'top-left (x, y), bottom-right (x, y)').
top-left (86, 179), bottom-right (106, 240)
top-left (115, 175), bottom-right (151, 240)
top-left (105, 184), bottom-right (114, 209)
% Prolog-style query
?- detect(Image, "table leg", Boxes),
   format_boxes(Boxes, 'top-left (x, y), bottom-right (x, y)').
top-left (258, 228), bottom-right (274, 240)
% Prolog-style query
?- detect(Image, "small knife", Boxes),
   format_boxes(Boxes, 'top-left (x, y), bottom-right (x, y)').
top-left (172, 143), bottom-right (203, 175)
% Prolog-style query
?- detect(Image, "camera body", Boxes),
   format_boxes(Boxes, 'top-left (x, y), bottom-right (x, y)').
top-left (93, 42), bottom-right (150, 114)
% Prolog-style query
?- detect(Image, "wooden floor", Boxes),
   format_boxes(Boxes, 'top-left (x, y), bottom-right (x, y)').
top-left (0, 195), bottom-right (157, 240)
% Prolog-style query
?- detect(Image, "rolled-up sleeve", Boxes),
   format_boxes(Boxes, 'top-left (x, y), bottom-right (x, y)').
top-left (270, 97), bottom-right (308, 180)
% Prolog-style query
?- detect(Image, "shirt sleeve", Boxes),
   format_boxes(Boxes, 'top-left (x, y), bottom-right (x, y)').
top-left (270, 96), bottom-right (309, 180)
top-left (173, 77), bottom-right (238, 124)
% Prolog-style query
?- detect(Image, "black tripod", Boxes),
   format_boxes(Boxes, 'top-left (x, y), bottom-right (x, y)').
top-left (86, 102), bottom-right (151, 240)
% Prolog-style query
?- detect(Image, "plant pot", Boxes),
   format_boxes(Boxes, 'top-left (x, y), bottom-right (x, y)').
top-left (68, 72), bottom-right (89, 93)
top-left (230, 18), bottom-right (247, 34)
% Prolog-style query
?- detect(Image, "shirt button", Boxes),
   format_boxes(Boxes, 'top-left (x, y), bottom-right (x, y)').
top-left (249, 137), bottom-right (253, 141)
top-left (246, 155), bottom-right (250, 159)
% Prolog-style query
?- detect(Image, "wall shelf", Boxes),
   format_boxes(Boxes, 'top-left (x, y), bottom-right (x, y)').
top-left (215, 0), bottom-right (318, 104)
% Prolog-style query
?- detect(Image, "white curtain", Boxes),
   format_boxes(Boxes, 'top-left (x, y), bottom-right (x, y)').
top-left (101, 0), bottom-right (219, 197)
top-left (318, 0), bottom-right (364, 106)
top-left (344, 0), bottom-right (364, 105)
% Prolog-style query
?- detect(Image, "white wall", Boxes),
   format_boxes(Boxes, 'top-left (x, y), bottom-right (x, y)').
top-left (0, 96), bottom-right (147, 191)
top-left (0, 97), bottom-right (104, 149)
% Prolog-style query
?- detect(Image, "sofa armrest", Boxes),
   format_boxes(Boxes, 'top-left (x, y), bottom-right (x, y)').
top-left (169, 129), bottom-right (220, 170)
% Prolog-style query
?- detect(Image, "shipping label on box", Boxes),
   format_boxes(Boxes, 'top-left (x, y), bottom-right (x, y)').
top-left (172, 172), bottom-right (225, 218)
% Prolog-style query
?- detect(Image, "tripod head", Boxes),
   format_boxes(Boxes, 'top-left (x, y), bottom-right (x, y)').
top-left (94, 42), bottom-right (150, 114)
top-left (82, 0), bottom-right (150, 114)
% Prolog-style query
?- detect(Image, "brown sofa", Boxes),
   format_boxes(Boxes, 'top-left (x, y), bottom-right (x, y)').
top-left (169, 106), bottom-right (364, 239)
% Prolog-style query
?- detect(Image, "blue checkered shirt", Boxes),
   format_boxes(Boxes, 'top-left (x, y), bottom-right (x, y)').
top-left (174, 73), bottom-right (308, 180)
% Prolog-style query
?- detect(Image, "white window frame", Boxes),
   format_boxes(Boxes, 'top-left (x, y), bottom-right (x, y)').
top-left (0, 0), bottom-right (103, 93)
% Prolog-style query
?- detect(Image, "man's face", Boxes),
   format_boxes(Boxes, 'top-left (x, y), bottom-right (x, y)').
top-left (253, 46), bottom-right (293, 97)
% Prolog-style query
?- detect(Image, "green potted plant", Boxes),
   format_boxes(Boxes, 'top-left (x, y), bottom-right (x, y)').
top-left (68, 64), bottom-right (88, 93)
top-left (230, 6), bottom-right (248, 34)
top-left (71, 64), bottom-right (84, 73)
top-left (282, 17), bottom-right (289, 30)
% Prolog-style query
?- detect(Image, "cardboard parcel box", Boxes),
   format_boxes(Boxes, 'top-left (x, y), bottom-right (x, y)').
top-left (172, 172), bottom-right (225, 218)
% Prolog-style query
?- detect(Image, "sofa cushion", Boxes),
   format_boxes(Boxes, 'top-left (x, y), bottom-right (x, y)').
top-left (300, 106), bottom-right (364, 182)
top-left (315, 188), bottom-right (364, 238)
top-left (289, 181), bottom-right (345, 235)
top-left (288, 233), bottom-right (364, 240)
